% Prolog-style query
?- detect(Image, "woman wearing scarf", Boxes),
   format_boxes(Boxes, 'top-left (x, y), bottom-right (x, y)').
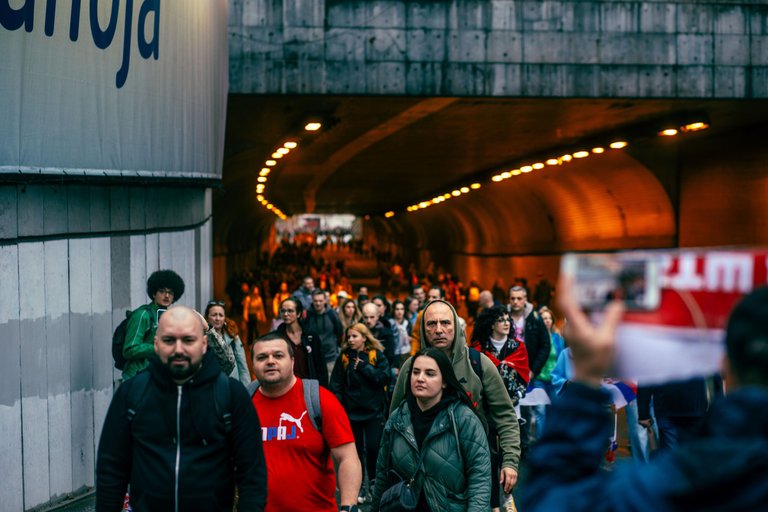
top-left (470, 305), bottom-right (530, 512)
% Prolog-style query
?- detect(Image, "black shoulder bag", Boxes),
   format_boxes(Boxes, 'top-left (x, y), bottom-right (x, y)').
top-left (378, 445), bottom-right (427, 512)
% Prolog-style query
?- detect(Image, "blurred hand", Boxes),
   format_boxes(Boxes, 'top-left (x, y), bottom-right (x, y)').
top-left (558, 276), bottom-right (624, 388)
top-left (500, 467), bottom-right (518, 493)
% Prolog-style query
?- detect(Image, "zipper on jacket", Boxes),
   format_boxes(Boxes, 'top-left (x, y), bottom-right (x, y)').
top-left (175, 385), bottom-right (182, 512)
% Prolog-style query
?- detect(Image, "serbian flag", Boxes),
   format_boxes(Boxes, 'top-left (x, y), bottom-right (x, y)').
top-left (608, 248), bottom-right (767, 384)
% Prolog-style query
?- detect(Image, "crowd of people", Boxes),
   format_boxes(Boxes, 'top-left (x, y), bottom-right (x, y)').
top-left (95, 250), bottom-right (768, 511)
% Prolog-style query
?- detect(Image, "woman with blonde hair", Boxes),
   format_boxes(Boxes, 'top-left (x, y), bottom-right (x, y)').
top-left (330, 323), bottom-right (391, 503)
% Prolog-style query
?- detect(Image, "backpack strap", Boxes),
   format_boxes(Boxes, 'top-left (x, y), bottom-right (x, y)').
top-left (303, 379), bottom-right (322, 432)
top-left (248, 378), bottom-right (322, 431)
top-left (467, 346), bottom-right (484, 382)
top-left (125, 371), bottom-right (152, 423)
top-left (213, 373), bottom-right (233, 433)
top-left (247, 380), bottom-right (260, 397)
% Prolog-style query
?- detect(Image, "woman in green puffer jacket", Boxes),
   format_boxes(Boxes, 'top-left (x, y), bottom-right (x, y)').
top-left (371, 348), bottom-right (491, 512)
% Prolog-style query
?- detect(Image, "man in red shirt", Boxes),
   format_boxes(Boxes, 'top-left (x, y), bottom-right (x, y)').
top-left (251, 333), bottom-right (362, 512)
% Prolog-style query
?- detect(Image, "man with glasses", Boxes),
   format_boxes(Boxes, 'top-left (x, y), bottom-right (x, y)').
top-left (272, 297), bottom-right (328, 387)
top-left (122, 269), bottom-right (185, 380)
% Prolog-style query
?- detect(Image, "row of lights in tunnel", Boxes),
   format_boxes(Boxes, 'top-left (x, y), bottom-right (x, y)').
top-left (382, 120), bottom-right (709, 219)
top-left (255, 122), bottom-right (323, 220)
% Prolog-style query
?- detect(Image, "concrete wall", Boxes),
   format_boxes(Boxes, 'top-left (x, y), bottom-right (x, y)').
top-left (0, 184), bottom-right (212, 511)
top-left (230, 0), bottom-right (768, 98)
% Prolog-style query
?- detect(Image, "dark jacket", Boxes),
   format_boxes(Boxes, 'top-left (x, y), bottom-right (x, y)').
top-left (96, 351), bottom-right (267, 512)
top-left (305, 306), bottom-right (344, 363)
top-left (510, 303), bottom-right (551, 377)
top-left (274, 323), bottom-right (329, 387)
top-left (371, 398), bottom-right (491, 512)
top-left (522, 383), bottom-right (768, 511)
top-left (370, 320), bottom-right (397, 368)
top-left (330, 348), bottom-right (390, 421)
top-left (637, 377), bottom-right (718, 420)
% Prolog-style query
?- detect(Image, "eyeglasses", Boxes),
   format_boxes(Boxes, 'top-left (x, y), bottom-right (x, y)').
top-left (157, 288), bottom-right (175, 296)
top-left (207, 300), bottom-right (225, 307)
top-left (496, 317), bottom-right (511, 324)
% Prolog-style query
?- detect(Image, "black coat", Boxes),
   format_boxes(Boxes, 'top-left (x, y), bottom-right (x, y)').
top-left (330, 348), bottom-right (390, 421)
top-left (96, 351), bottom-right (267, 512)
top-left (274, 323), bottom-right (329, 387)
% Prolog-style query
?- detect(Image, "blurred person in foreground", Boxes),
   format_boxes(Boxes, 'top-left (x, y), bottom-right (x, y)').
top-left (521, 279), bottom-right (768, 511)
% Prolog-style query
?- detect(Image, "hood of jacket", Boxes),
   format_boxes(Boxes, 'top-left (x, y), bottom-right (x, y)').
top-left (420, 299), bottom-right (468, 364)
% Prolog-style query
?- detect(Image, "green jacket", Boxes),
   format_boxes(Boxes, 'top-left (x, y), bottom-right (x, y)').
top-left (390, 300), bottom-right (521, 470)
top-left (121, 302), bottom-right (159, 379)
top-left (371, 400), bottom-right (491, 512)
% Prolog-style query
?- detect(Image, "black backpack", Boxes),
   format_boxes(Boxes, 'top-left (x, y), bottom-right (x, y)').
top-left (112, 310), bottom-right (133, 371)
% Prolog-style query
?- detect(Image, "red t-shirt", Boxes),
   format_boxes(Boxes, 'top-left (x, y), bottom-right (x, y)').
top-left (252, 379), bottom-right (355, 512)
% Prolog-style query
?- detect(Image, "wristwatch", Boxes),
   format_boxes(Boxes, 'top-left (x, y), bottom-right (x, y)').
top-left (340, 506), bottom-right (359, 512)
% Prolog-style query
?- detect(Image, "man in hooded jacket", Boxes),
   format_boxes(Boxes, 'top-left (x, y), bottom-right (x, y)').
top-left (390, 299), bottom-right (521, 492)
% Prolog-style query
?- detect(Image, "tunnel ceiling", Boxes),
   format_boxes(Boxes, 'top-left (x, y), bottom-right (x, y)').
top-left (219, 95), bottom-right (768, 253)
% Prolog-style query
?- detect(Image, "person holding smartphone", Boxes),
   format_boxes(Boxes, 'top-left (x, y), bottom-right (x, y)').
top-left (121, 269), bottom-right (185, 380)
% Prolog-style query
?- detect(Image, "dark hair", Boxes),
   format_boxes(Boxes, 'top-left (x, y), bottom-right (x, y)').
top-left (406, 348), bottom-right (474, 409)
top-left (146, 270), bottom-right (185, 301)
top-left (392, 300), bottom-right (406, 318)
top-left (280, 297), bottom-right (303, 316)
top-left (253, 332), bottom-right (294, 358)
top-left (204, 300), bottom-right (227, 318)
top-left (429, 286), bottom-right (445, 298)
top-left (372, 294), bottom-right (391, 315)
top-left (472, 305), bottom-right (509, 346)
top-left (311, 288), bottom-right (326, 298)
top-left (725, 287), bottom-right (768, 387)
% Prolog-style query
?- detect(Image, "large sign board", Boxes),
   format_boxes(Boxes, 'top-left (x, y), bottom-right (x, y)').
top-left (0, 0), bottom-right (228, 179)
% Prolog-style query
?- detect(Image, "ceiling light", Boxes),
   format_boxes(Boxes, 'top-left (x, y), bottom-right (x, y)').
top-left (419, 201), bottom-right (429, 208)
top-left (492, 175), bottom-right (503, 182)
top-left (451, 190), bottom-right (461, 196)
top-left (573, 151), bottom-right (589, 158)
top-left (532, 163), bottom-right (545, 170)
top-left (385, 211), bottom-right (395, 218)
top-left (305, 122), bottom-right (322, 131)
top-left (272, 152), bottom-right (283, 159)
top-left (460, 186), bottom-right (469, 193)
top-left (681, 122), bottom-right (708, 132)
top-left (277, 147), bottom-right (290, 155)
top-left (546, 158), bottom-right (559, 166)
top-left (521, 165), bottom-right (533, 173)
top-left (256, 195), bottom-right (264, 201)
top-left (266, 203), bottom-right (273, 209)
top-left (266, 160), bottom-right (276, 166)
top-left (443, 193), bottom-right (451, 199)
top-left (511, 169), bottom-right (522, 176)
top-left (609, 141), bottom-right (628, 149)
top-left (259, 169), bottom-right (270, 176)
top-left (501, 171), bottom-right (511, 179)
top-left (659, 128), bottom-right (678, 137)
top-left (470, 183), bottom-right (481, 189)
top-left (561, 154), bottom-right (573, 162)
top-left (284, 141), bottom-right (298, 149)
top-left (592, 147), bottom-right (605, 154)
top-left (257, 177), bottom-right (267, 183)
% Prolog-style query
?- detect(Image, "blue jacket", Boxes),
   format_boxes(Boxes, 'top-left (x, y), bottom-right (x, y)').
top-left (522, 383), bottom-right (768, 511)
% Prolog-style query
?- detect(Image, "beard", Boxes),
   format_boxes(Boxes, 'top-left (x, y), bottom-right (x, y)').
top-left (165, 355), bottom-right (202, 381)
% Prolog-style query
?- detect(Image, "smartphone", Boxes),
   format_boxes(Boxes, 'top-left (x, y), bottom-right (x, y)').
top-left (157, 308), bottom-right (167, 323)
top-left (561, 252), bottom-right (661, 311)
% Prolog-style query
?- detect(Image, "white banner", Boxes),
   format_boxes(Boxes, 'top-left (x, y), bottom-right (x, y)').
top-left (0, 0), bottom-right (228, 179)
